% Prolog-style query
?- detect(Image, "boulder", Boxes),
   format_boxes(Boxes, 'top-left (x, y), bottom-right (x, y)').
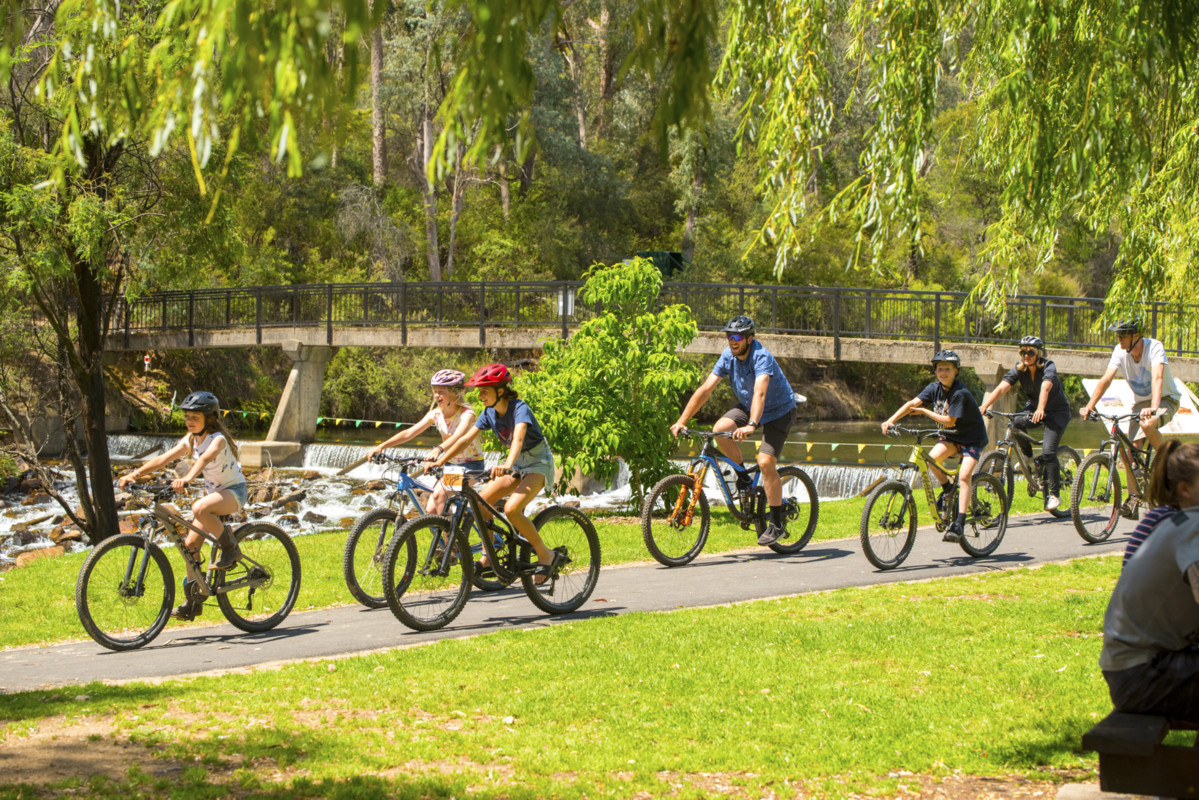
top-left (21, 492), bottom-right (51, 506)
top-left (276, 514), bottom-right (300, 528)
top-left (364, 480), bottom-right (388, 491)
top-left (271, 490), bottom-right (306, 509)
top-left (302, 511), bottom-right (327, 524)
top-left (339, 517), bottom-right (356, 529)
top-left (302, 470), bottom-right (321, 481)
top-left (15, 546), bottom-right (64, 567)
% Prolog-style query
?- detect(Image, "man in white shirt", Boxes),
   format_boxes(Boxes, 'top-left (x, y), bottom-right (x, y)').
top-left (1080, 319), bottom-right (1180, 518)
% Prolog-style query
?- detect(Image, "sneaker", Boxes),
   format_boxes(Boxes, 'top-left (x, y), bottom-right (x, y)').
top-left (1045, 495), bottom-right (1061, 512)
top-left (942, 523), bottom-right (964, 543)
top-left (757, 523), bottom-right (784, 546)
top-left (1119, 498), bottom-right (1140, 521)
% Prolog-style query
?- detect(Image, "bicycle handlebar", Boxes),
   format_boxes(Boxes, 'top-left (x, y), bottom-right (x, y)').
top-left (1086, 408), bottom-right (1165, 423)
top-left (678, 428), bottom-right (733, 440)
top-left (885, 425), bottom-right (957, 443)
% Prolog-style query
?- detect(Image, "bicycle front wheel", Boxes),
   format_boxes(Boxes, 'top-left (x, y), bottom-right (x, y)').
top-left (959, 472), bottom-right (1008, 557)
top-left (860, 480), bottom-right (916, 570)
top-left (521, 505), bottom-right (602, 614)
top-left (1071, 452), bottom-right (1120, 543)
top-left (977, 451), bottom-right (1014, 513)
top-left (383, 514), bottom-right (472, 631)
top-left (215, 522), bottom-right (301, 633)
top-left (640, 473), bottom-right (709, 567)
top-left (76, 534), bottom-right (174, 651)
top-left (343, 507), bottom-right (401, 608)
top-left (761, 466), bottom-right (819, 554)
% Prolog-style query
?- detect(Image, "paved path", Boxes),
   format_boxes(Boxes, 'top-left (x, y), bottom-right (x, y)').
top-left (0, 513), bottom-right (1133, 693)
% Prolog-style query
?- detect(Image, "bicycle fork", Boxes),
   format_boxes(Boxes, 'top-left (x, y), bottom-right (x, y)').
top-left (672, 465), bottom-right (710, 526)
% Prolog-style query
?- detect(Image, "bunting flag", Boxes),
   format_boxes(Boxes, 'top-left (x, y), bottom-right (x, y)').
top-left (829, 443), bottom-right (840, 452)
top-left (858, 444), bottom-right (867, 453)
top-left (806, 443), bottom-right (814, 452)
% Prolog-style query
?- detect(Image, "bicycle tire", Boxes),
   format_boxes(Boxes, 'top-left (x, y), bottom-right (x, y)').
top-left (977, 451), bottom-right (1014, 513)
top-left (343, 507), bottom-right (401, 608)
top-left (76, 533), bottom-right (174, 651)
top-left (520, 505), bottom-right (602, 614)
top-left (860, 480), bottom-right (917, 570)
top-left (753, 466), bottom-right (819, 554)
top-left (958, 472), bottom-right (1008, 557)
top-left (1049, 446), bottom-right (1080, 519)
top-left (640, 473), bottom-right (710, 567)
top-left (468, 521), bottom-right (514, 592)
top-left (383, 514), bottom-right (473, 631)
top-left (1071, 451), bottom-right (1121, 543)
top-left (214, 522), bottom-right (301, 633)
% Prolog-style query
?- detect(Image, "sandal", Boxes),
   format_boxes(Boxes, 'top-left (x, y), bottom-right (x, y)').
top-left (530, 549), bottom-right (565, 586)
top-left (474, 559), bottom-right (497, 580)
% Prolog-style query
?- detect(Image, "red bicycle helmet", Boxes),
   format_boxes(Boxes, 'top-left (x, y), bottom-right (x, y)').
top-left (464, 363), bottom-right (511, 388)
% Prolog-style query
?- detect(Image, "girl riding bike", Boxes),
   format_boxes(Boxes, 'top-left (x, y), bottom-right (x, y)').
top-left (117, 391), bottom-right (248, 620)
top-left (367, 369), bottom-right (486, 514)
top-left (430, 363), bottom-right (558, 582)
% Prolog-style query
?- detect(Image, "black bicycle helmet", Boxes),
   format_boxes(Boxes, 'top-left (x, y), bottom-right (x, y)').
top-left (721, 315), bottom-right (755, 336)
top-left (1108, 319), bottom-right (1141, 334)
top-left (178, 391), bottom-right (220, 414)
top-left (931, 350), bottom-right (961, 367)
top-left (1019, 335), bottom-right (1045, 353)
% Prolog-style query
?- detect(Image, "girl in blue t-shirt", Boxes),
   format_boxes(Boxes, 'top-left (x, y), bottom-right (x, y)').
top-left (432, 363), bottom-right (558, 581)
top-left (881, 351), bottom-right (988, 543)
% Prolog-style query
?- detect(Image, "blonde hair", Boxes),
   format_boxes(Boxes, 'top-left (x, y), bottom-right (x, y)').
top-left (189, 411), bottom-right (240, 461)
top-left (1148, 439), bottom-right (1199, 508)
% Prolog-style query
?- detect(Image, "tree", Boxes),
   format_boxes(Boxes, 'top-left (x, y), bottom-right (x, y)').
top-left (518, 257), bottom-right (697, 507)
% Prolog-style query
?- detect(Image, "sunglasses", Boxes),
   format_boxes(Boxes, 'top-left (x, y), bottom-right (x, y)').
top-left (726, 334), bottom-right (747, 343)
top-left (1019, 349), bottom-right (1038, 357)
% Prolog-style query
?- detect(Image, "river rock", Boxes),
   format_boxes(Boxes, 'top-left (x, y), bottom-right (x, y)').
top-left (21, 492), bottom-right (50, 506)
top-left (15, 546), bottom-right (64, 567)
top-left (282, 501), bottom-right (299, 513)
top-left (339, 517), bottom-right (356, 529)
top-left (359, 497), bottom-right (375, 509)
top-left (247, 508), bottom-right (267, 519)
top-left (17, 476), bottom-right (42, 492)
top-left (301, 511), bottom-right (327, 524)
top-left (302, 470), bottom-right (321, 481)
top-left (252, 487), bottom-right (273, 504)
top-left (364, 480), bottom-right (387, 491)
top-left (276, 514), bottom-right (299, 528)
top-left (271, 490), bottom-right (306, 509)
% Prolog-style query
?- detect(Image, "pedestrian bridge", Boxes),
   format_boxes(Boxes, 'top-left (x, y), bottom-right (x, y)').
top-left (106, 281), bottom-right (1199, 465)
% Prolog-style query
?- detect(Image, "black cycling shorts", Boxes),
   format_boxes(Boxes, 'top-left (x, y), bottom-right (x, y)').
top-left (720, 407), bottom-right (795, 459)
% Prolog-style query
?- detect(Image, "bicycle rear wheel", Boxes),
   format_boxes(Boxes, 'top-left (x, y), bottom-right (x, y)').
top-left (76, 534), bottom-right (174, 651)
top-left (343, 507), bottom-right (401, 608)
top-left (1049, 446), bottom-right (1080, 519)
top-left (958, 472), bottom-right (1007, 557)
top-left (860, 480), bottom-right (917, 570)
top-left (383, 514), bottom-right (472, 631)
top-left (521, 505), bottom-right (602, 614)
top-left (640, 473), bottom-right (709, 566)
top-left (1071, 452), bottom-right (1120, 543)
top-left (977, 451), bottom-right (1014, 513)
top-left (215, 522), bottom-right (301, 633)
top-left (758, 466), bottom-right (819, 554)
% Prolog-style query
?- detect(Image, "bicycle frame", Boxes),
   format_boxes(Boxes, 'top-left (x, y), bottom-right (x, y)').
top-left (1084, 411), bottom-right (1156, 502)
top-left (681, 432), bottom-right (763, 521)
top-left (989, 412), bottom-right (1052, 492)
top-left (886, 428), bottom-right (961, 533)
top-left (442, 470), bottom-right (532, 584)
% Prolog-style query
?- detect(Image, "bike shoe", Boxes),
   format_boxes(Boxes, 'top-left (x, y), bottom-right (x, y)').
top-left (757, 523), bottom-right (784, 546)
top-left (942, 523), bottom-right (964, 544)
top-left (1119, 498), bottom-right (1140, 521)
top-left (1045, 495), bottom-right (1061, 512)
top-left (170, 587), bottom-right (205, 620)
top-left (474, 560), bottom-right (497, 580)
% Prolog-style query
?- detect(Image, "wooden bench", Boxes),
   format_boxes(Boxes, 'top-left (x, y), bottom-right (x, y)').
top-left (1082, 711), bottom-right (1199, 798)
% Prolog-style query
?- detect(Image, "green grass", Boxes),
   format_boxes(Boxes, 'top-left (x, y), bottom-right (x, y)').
top-left (0, 557), bottom-right (1115, 799)
top-left (0, 486), bottom-right (1071, 650)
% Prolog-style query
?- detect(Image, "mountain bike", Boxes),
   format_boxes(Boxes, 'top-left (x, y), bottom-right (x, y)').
top-left (75, 484), bottom-right (301, 651)
top-left (639, 429), bottom-right (818, 567)
top-left (1070, 409), bottom-right (1159, 543)
top-left (979, 410), bottom-right (1079, 518)
top-left (381, 466), bottom-right (601, 631)
top-left (859, 426), bottom-right (1008, 570)
top-left (343, 454), bottom-right (505, 608)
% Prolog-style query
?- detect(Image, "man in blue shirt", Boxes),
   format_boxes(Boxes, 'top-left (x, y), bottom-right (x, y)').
top-left (671, 316), bottom-right (798, 545)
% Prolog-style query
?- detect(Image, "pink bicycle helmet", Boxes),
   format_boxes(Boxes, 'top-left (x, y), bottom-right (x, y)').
top-left (431, 369), bottom-right (466, 387)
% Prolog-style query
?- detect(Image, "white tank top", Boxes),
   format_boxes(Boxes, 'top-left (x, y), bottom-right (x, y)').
top-left (433, 406), bottom-right (485, 464)
top-left (182, 432), bottom-right (245, 493)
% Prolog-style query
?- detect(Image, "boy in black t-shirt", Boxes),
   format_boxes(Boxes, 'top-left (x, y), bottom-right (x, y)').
top-left (882, 350), bottom-right (989, 542)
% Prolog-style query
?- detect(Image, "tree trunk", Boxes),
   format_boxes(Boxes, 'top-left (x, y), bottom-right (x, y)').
top-left (593, 0), bottom-right (615, 144)
top-left (680, 162), bottom-right (704, 264)
top-left (419, 106), bottom-right (442, 281)
top-left (499, 173), bottom-right (511, 220)
top-left (556, 26), bottom-right (588, 149)
top-left (370, 14), bottom-right (386, 185)
top-left (445, 145), bottom-right (468, 278)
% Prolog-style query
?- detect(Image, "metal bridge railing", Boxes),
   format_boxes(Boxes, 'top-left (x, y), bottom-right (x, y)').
top-left (113, 281), bottom-right (1199, 357)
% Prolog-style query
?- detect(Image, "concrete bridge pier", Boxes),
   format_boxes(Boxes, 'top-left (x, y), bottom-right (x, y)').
top-left (977, 360), bottom-right (1016, 451)
top-left (241, 340), bottom-right (335, 469)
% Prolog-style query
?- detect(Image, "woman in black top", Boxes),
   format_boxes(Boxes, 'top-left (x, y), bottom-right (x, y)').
top-left (979, 336), bottom-right (1071, 511)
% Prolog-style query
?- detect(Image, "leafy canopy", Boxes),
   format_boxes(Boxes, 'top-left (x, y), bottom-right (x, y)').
top-left (518, 258), bottom-right (697, 506)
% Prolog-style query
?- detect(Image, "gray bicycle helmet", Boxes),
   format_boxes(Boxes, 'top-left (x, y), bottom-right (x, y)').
top-left (1019, 335), bottom-right (1045, 354)
top-left (178, 391), bottom-right (220, 414)
top-left (1108, 319), bottom-right (1141, 334)
top-left (721, 315), bottom-right (755, 336)
top-left (931, 350), bottom-right (961, 367)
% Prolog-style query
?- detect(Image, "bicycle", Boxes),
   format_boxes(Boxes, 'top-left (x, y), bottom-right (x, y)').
top-left (75, 483), bottom-right (301, 651)
top-left (859, 426), bottom-right (1009, 570)
top-left (639, 429), bottom-right (819, 567)
top-left (1070, 409), bottom-right (1159, 543)
top-left (979, 410), bottom-right (1080, 518)
top-left (343, 454), bottom-right (505, 608)
top-left (381, 466), bottom-right (601, 631)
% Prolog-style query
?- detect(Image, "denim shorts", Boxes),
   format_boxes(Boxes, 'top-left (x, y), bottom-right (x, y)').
top-left (512, 440), bottom-right (556, 497)
top-left (220, 481), bottom-right (249, 510)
